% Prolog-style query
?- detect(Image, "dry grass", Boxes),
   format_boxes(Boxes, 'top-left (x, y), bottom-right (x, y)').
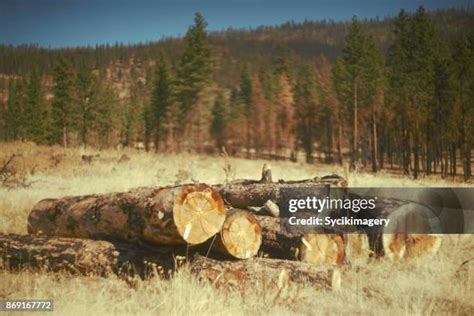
top-left (0, 141), bottom-right (473, 315)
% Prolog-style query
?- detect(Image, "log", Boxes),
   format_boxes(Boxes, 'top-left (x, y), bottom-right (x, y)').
top-left (360, 197), bottom-right (444, 259)
top-left (214, 174), bottom-right (347, 211)
top-left (382, 233), bottom-right (442, 261)
top-left (213, 209), bottom-right (262, 259)
top-left (299, 233), bottom-right (345, 266)
top-left (0, 233), bottom-right (177, 277)
top-left (256, 215), bottom-right (345, 265)
top-left (255, 215), bottom-right (301, 260)
top-left (28, 184), bottom-right (226, 246)
top-left (190, 254), bottom-right (341, 291)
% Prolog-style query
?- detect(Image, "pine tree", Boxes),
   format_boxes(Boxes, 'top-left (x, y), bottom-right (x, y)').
top-left (275, 72), bottom-right (295, 158)
top-left (6, 79), bottom-right (25, 140)
top-left (294, 66), bottom-right (319, 163)
top-left (333, 17), bottom-right (383, 170)
top-left (315, 56), bottom-right (339, 164)
top-left (176, 12), bottom-right (213, 124)
top-left (148, 53), bottom-right (172, 151)
top-left (396, 6), bottom-right (438, 179)
top-left (387, 9), bottom-right (411, 175)
top-left (333, 17), bottom-right (367, 168)
top-left (51, 57), bottom-right (75, 146)
top-left (23, 67), bottom-right (45, 143)
top-left (211, 91), bottom-right (227, 149)
top-left (75, 63), bottom-right (94, 147)
top-left (239, 65), bottom-right (253, 155)
top-left (452, 33), bottom-right (474, 180)
top-left (250, 73), bottom-right (267, 154)
top-left (94, 81), bottom-right (121, 148)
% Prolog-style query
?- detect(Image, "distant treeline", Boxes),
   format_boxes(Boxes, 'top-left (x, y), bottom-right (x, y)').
top-left (0, 7), bottom-right (473, 180)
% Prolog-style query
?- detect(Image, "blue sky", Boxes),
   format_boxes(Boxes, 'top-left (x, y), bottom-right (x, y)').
top-left (0, 0), bottom-right (471, 48)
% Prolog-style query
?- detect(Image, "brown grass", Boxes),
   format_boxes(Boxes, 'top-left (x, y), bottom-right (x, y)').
top-left (0, 142), bottom-right (473, 315)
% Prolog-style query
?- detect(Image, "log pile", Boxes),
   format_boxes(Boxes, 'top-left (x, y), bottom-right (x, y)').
top-left (0, 164), bottom-right (443, 292)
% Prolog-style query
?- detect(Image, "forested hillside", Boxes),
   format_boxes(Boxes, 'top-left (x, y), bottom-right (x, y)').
top-left (1, 7), bottom-right (473, 180)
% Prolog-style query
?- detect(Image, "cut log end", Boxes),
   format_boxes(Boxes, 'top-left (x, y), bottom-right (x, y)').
top-left (300, 233), bottom-right (345, 266)
top-left (220, 209), bottom-right (262, 259)
top-left (173, 185), bottom-right (226, 245)
top-left (344, 233), bottom-right (371, 264)
top-left (383, 233), bottom-right (442, 261)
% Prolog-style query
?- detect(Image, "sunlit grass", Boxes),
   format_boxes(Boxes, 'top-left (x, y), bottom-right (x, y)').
top-left (0, 142), bottom-right (473, 315)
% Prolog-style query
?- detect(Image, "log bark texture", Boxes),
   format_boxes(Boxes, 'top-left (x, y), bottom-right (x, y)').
top-left (255, 215), bottom-right (302, 260)
top-left (214, 175), bottom-right (347, 211)
top-left (28, 184), bottom-right (226, 246)
top-left (190, 254), bottom-right (340, 291)
top-left (0, 233), bottom-right (176, 277)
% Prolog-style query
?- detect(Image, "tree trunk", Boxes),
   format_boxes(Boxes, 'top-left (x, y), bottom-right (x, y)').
top-left (0, 233), bottom-right (176, 278)
top-left (62, 126), bottom-right (68, 148)
top-left (371, 102), bottom-right (378, 173)
top-left (353, 81), bottom-right (358, 169)
top-left (190, 254), bottom-right (341, 291)
top-left (28, 184), bottom-right (226, 246)
top-left (337, 124), bottom-right (343, 165)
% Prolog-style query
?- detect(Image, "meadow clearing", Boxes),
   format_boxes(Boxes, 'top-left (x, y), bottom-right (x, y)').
top-left (0, 142), bottom-right (473, 315)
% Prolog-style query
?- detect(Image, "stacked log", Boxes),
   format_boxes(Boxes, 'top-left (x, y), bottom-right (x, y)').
top-left (0, 233), bottom-right (176, 277)
top-left (299, 233), bottom-right (345, 266)
top-left (0, 164), bottom-right (448, 293)
top-left (190, 254), bottom-right (341, 291)
top-left (27, 184), bottom-right (227, 246)
top-left (214, 209), bottom-right (262, 259)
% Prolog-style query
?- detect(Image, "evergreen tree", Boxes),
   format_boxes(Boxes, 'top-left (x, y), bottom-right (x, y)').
top-left (124, 90), bottom-right (143, 148)
top-left (148, 53), bottom-right (172, 151)
top-left (51, 57), bottom-right (75, 146)
top-left (75, 63), bottom-right (94, 147)
top-left (6, 80), bottom-right (24, 140)
top-left (406, 6), bottom-right (438, 179)
top-left (294, 66), bottom-right (319, 163)
top-left (176, 12), bottom-right (213, 121)
top-left (23, 67), bottom-right (45, 143)
top-left (275, 72), bottom-right (295, 157)
top-left (238, 65), bottom-right (253, 154)
top-left (94, 82), bottom-right (121, 148)
top-left (211, 91), bottom-right (227, 149)
top-left (333, 17), bottom-right (383, 170)
top-left (387, 9), bottom-right (411, 175)
top-left (452, 33), bottom-right (474, 180)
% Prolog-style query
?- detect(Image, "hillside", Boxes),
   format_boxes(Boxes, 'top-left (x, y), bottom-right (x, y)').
top-left (1, 6), bottom-right (473, 181)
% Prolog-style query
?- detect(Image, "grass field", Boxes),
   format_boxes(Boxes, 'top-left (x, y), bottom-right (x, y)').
top-left (0, 142), bottom-right (473, 315)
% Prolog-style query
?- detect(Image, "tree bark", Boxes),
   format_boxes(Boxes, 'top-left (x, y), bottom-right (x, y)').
top-left (353, 81), bottom-right (358, 168)
top-left (190, 254), bottom-right (341, 291)
top-left (255, 215), bottom-right (302, 260)
top-left (28, 184), bottom-right (226, 246)
top-left (214, 175), bottom-right (347, 211)
top-left (0, 233), bottom-right (176, 278)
